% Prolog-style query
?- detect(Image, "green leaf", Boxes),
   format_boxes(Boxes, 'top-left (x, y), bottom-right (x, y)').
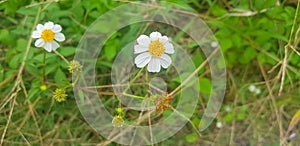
top-left (54, 68), bottom-right (67, 84)
top-left (219, 38), bottom-right (233, 52)
top-left (25, 63), bottom-right (42, 77)
top-left (192, 51), bottom-right (204, 67)
top-left (224, 113), bottom-right (234, 122)
top-left (46, 64), bottom-right (58, 75)
top-left (239, 47), bottom-right (256, 64)
top-left (27, 88), bottom-right (40, 100)
top-left (185, 133), bottom-right (198, 143)
top-left (104, 43), bottom-right (117, 60)
top-left (16, 39), bottom-right (27, 51)
top-left (59, 47), bottom-right (76, 57)
top-left (9, 54), bottom-right (22, 69)
top-left (199, 78), bottom-right (212, 94)
top-left (16, 6), bottom-right (38, 16)
top-left (27, 79), bottom-right (42, 100)
top-left (0, 29), bottom-right (16, 45)
top-left (210, 5), bottom-right (227, 17)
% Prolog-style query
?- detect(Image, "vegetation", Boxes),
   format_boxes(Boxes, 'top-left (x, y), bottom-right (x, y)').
top-left (0, 0), bottom-right (299, 145)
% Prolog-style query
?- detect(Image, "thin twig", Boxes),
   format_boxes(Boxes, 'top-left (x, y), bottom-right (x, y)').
top-left (258, 61), bottom-right (284, 145)
top-left (53, 50), bottom-right (69, 64)
top-left (0, 93), bottom-right (17, 145)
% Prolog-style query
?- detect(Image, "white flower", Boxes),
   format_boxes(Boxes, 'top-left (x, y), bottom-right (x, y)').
top-left (134, 31), bottom-right (174, 73)
top-left (216, 121), bottom-right (222, 128)
top-left (31, 21), bottom-right (65, 52)
top-left (254, 88), bottom-right (261, 95)
top-left (248, 84), bottom-right (256, 92)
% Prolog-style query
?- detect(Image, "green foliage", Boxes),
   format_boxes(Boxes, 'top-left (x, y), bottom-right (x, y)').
top-left (0, 0), bottom-right (299, 145)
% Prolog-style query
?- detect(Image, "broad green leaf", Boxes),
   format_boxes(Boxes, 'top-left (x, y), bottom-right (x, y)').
top-left (9, 54), bottom-right (22, 69)
top-left (54, 68), bottom-right (67, 84)
top-left (0, 29), bottom-right (16, 45)
top-left (25, 63), bottom-right (42, 77)
top-left (199, 78), bottom-right (212, 94)
top-left (59, 47), bottom-right (76, 57)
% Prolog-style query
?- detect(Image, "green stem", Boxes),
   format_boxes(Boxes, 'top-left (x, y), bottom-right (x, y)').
top-left (122, 67), bottom-right (149, 100)
top-left (123, 67), bottom-right (144, 92)
top-left (123, 93), bottom-right (150, 100)
top-left (42, 51), bottom-right (46, 83)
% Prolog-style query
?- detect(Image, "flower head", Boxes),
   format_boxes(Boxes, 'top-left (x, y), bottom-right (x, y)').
top-left (112, 115), bottom-right (125, 127)
top-left (40, 85), bottom-right (47, 91)
top-left (248, 84), bottom-right (256, 92)
top-left (31, 21), bottom-right (65, 52)
top-left (53, 88), bottom-right (67, 102)
top-left (134, 31), bottom-right (174, 73)
top-left (68, 60), bottom-right (83, 74)
top-left (155, 94), bottom-right (172, 113)
top-left (248, 84), bottom-right (261, 95)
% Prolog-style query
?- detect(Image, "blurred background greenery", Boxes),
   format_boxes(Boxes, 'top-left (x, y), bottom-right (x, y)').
top-left (0, 0), bottom-right (299, 145)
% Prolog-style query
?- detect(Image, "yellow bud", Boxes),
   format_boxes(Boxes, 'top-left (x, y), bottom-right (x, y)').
top-left (116, 107), bottom-right (123, 114)
top-left (40, 85), bottom-right (47, 91)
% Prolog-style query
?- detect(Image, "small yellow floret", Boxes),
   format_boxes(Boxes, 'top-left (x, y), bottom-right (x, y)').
top-left (41, 29), bottom-right (55, 42)
top-left (148, 40), bottom-right (165, 57)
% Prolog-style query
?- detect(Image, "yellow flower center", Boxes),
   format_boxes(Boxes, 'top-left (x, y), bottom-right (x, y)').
top-left (148, 40), bottom-right (165, 57)
top-left (41, 29), bottom-right (55, 42)
top-left (53, 88), bottom-right (67, 102)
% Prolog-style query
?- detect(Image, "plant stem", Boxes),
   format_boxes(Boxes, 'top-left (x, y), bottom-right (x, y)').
top-left (123, 93), bottom-right (149, 100)
top-left (123, 67), bottom-right (144, 93)
top-left (122, 67), bottom-right (148, 100)
top-left (42, 51), bottom-right (46, 83)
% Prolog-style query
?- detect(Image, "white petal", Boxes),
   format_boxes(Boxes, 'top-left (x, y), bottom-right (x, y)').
top-left (136, 55), bottom-right (151, 68)
top-left (134, 45), bottom-right (148, 54)
top-left (32, 30), bottom-right (41, 38)
top-left (149, 31), bottom-right (162, 41)
top-left (50, 41), bottom-right (60, 51)
top-left (159, 54), bottom-right (172, 68)
top-left (52, 24), bottom-right (62, 33)
top-left (44, 42), bottom-right (52, 52)
top-left (147, 57), bottom-right (161, 73)
top-left (164, 42), bottom-right (174, 54)
top-left (44, 21), bottom-right (54, 29)
top-left (36, 24), bottom-right (44, 31)
top-left (54, 33), bottom-right (65, 42)
top-left (159, 36), bottom-right (168, 44)
top-left (34, 39), bottom-right (45, 47)
top-left (137, 35), bottom-right (151, 46)
top-left (134, 52), bottom-right (151, 65)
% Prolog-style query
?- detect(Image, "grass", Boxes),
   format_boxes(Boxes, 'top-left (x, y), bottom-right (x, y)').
top-left (0, 0), bottom-right (300, 145)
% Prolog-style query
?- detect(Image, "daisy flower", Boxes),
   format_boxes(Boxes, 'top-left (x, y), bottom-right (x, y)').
top-left (31, 21), bottom-right (65, 52)
top-left (134, 31), bottom-right (174, 73)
